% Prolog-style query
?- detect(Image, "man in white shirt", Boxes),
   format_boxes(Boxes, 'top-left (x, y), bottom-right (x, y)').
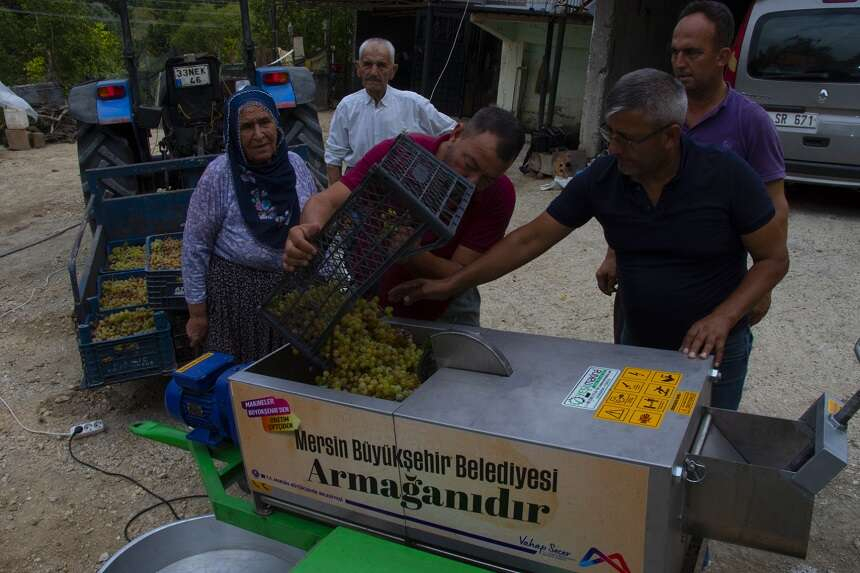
top-left (325, 37), bottom-right (457, 184)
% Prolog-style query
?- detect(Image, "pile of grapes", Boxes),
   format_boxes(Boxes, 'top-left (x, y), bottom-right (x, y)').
top-left (149, 238), bottom-right (182, 270)
top-left (315, 297), bottom-right (423, 401)
top-left (100, 277), bottom-right (147, 309)
top-left (107, 244), bottom-right (145, 271)
top-left (266, 282), bottom-right (346, 340)
top-left (93, 308), bottom-right (156, 341)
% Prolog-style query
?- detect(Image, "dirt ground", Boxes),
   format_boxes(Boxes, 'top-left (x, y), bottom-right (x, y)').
top-left (0, 113), bottom-right (858, 573)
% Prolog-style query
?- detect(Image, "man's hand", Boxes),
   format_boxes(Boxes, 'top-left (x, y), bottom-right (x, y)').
top-left (389, 277), bottom-right (458, 306)
top-left (596, 249), bottom-right (618, 295)
top-left (326, 164), bottom-right (342, 185)
top-left (283, 223), bottom-right (321, 271)
top-left (680, 313), bottom-right (735, 367)
top-left (749, 291), bottom-right (772, 326)
top-left (186, 315), bottom-right (208, 349)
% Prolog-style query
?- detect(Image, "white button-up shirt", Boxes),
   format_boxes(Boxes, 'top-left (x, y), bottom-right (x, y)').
top-left (325, 85), bottom-right (457, 168)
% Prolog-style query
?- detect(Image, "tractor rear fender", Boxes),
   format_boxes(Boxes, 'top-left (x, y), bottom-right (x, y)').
top-left (284, 66), bottom-right (316, 105)
top-left (70, 79), bottom-right (133, 125)
top-left (68, 81), bottom-right (99, 124)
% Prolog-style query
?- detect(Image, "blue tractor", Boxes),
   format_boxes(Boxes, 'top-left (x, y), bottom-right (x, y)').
top-left (67, 0), bottom-right (326, 201)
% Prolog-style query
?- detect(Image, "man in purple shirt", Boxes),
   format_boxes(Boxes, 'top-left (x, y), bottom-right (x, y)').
top-left (595, 1), bottom-right (788, 410)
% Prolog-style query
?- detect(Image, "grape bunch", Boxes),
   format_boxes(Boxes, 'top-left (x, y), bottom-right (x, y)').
top-left (107, 244), bottom-right (145, 271)
top-left (266, 282), bottom-right (347, 340)
top-left (314, 297), bottom-right (423, 402)
top-left (100, 276), bottom-right (147, 309)
top-left (149, 238), bottom-right (182, 270)
top-left (92, 308), bottom-right (156, 341)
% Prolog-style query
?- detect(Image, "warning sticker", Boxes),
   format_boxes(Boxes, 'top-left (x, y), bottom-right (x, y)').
top-left (620, 367), bottom-right (652, 381)
top-left (562, 366), bottom-right (620, 410)
top-left (605, 389), bottom-right (638, 406)
top-left (644, 382), bottom-right (675, 399)
top-left (616, 379), bottom-right (645, 393)
top-left (596, 403), bottom-right (630, 422)
top-left (593, 366), bottom-right (686, 429)
top-left (670, 391), bottom-right (699, 416)
top-left (649, 371), bottom-right (683, 385)
top-left (636, 395), bottom-right (667, 412)
top-left (628, 410), bottom-right (662, 428)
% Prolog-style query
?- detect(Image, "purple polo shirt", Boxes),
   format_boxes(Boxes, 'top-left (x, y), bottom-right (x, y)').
top-left (683, 86), bottom-right (785, 184)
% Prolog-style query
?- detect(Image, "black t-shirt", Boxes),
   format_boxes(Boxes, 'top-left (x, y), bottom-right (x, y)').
top-left (546, 137), bottom-right (775, 350)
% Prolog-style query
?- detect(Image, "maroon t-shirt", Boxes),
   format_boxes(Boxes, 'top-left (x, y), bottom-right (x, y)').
top-left (340, 133), bottom-right (516, 321)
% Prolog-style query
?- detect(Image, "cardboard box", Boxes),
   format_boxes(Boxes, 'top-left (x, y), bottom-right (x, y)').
top-left (28, 131), bottom-right (46, 148)
top-left (5, 128), bottom-right (31, 150)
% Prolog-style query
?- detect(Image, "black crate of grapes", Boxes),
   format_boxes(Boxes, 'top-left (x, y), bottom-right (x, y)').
top-left (77, 303), bottom-right (176, 388)
top-left (166, 309), bottom-right (198, 364)
top-left (260, 134), bottom-right (475, 368)
top-left (145, 233), bottom-right (185, 310)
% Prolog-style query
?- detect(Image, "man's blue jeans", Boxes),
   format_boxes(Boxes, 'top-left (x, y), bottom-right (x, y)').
top-left (620, 324), bottom-right (753, 410)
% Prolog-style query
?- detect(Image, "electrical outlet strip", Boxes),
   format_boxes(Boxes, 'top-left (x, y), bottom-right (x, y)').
top-left (70, 420), bottom-right (105, 437)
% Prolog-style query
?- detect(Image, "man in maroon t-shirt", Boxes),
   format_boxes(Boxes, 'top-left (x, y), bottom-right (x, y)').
top-left (283, 106), bottom-right (525, 325)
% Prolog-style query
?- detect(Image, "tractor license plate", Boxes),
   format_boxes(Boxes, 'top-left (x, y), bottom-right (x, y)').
top-left (174, 64), bottom-right (210, 88)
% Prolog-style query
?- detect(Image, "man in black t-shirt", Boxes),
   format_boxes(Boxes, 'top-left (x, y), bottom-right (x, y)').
top-left (389, 69), bottom-right (789, 409)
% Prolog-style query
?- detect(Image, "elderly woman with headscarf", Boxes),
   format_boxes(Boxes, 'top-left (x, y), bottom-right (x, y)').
top-left (182, 88), bottom-right (317, 361)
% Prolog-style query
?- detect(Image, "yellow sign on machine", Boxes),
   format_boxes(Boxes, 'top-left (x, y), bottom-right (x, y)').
top-left (595, 367), bottom-right (697, 429)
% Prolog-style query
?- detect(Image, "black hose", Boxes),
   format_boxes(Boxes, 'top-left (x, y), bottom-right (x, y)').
top-left (834, 388), bottom-right (860, 427)
top-left (833, 338), bottom-right (860, 426)
top-left (0, 221), bottom-right (80, 259)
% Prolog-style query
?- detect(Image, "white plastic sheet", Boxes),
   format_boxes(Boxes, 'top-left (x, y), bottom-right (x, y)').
top-left (0, 80), bottom-right (38, 119)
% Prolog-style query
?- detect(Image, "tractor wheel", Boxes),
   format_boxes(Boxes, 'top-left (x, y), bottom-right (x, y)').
top-left (281, 104), bottom-right (328, 189)
top-left (76, 122), bottom-right (139, 202)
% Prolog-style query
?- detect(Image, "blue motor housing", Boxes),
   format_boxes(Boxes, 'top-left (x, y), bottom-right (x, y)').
top-left (165, 352), bottom-right (248, 446)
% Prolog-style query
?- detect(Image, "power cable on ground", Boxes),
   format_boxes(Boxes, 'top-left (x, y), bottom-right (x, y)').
top-left (123, 494), bottom-right (209, 542)
top-left (67, 429), bottom-right (182, 522)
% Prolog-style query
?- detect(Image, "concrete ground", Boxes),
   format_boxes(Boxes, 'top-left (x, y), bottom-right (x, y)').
top-left (0, 111), bottom-right (858, 572)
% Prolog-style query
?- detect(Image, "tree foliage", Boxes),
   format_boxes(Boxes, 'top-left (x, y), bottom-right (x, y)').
top-left (0, 0), bottom-right (123, 86)
top-left (0, 0), bottom-right (354, 90)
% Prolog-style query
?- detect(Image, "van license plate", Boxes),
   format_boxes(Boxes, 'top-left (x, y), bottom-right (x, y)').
top-left (174, 64), bottom-right (210, 88)
top-left (768, 112), bottom-right (817, 130)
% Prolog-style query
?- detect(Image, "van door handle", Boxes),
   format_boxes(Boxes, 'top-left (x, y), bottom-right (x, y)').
top-left (803, 137), bottom-right (829, 148)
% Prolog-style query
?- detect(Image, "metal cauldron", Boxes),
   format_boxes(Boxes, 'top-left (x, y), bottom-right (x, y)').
top-left (97, 514), bottom-right (305, 573)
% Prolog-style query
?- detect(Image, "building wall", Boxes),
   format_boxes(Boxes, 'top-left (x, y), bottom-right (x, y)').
top-left (471, 15), bottom-right (592, 131)
top-left (580, 0), bottom-right (689, 155)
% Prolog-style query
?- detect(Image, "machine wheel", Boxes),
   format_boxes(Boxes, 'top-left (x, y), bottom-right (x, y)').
top-left (76, 122), bottom-right (139, 202)
top-left (280, 104), bottom-right (328, 189)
